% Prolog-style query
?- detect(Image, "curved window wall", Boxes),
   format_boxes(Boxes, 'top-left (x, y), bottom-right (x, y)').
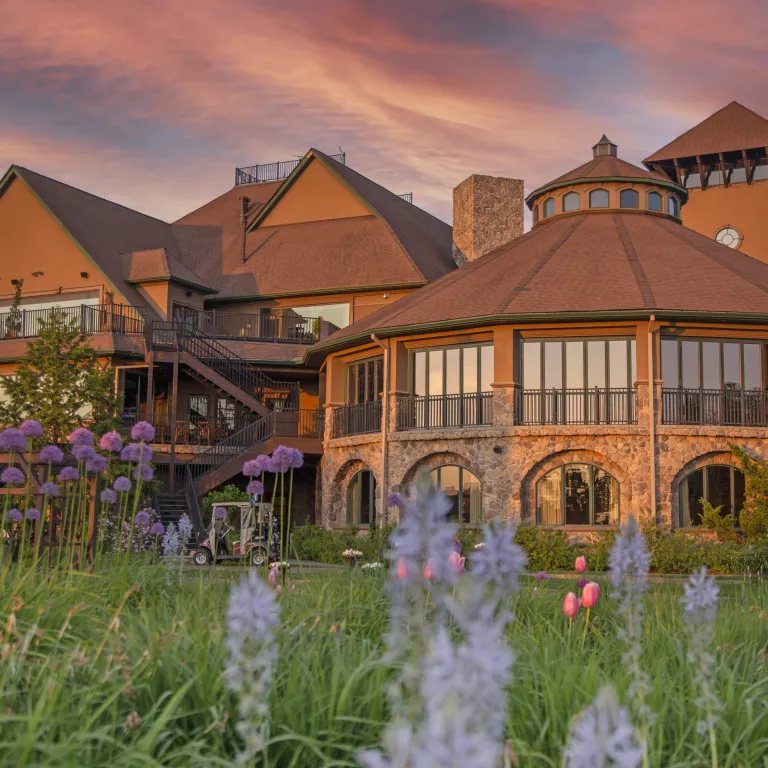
top-left (347, 470), bottom-right (377, 525)
top-left (537, 464), bottom-right (619, 526)
top-left (589, 189), bottom-right (610, 208)
top-left (619, 189), bottom-right (639, 209)
top-left (543, 198), bottom-right (555, 218)
top-left (562, 192), bottom-right (580, 212)
top-left (430, 465), bottom-right (482, 524)
top-left (680, 465), bottom-right (745, 527)
top-left (648, 191), bottom-right (662, 211)
top-left (667, 196), bottom-right (680, 217)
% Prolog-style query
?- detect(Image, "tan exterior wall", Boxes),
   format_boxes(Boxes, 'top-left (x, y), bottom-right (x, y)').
top-left (135, 283), bottom-right (170, 320)
top-left (682, 180), bottom-right (768, 264)
top-left (259, 157), bottom-right (371, 227)
top-left (0, 176), bottom-right (111, 303)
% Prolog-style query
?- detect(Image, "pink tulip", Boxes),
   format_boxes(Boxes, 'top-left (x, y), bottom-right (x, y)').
top-left (396, 558), bottom-right (408, 580)
top-left (581, 582), bottom-right (600, 609)
top-left (448, 551), bottom-right (465, 574)
top-left (267, 567), bottom-right (278, 588)
top-left (275, 584), bottom-right (282, 597)
top-left (575, 556), bottom-right (587, 573)
top-left (423, 561), bottom-right (433, 580)
top-left (562, 592), bottom-right (580, 618)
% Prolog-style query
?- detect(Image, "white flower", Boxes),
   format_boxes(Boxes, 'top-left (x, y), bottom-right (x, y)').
top-left (362, 562), bottom-right (384, 570)
top-left (473, 542), bottom-right (485, 549)
top-left (342, 549), bottom-right (363, 558)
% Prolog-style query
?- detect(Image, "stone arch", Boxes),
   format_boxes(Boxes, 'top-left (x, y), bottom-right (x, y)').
top-left (398, 450), bottom-right (484, 490)
top-left (520, 448), bottom-right (630, 524)
top-left (329, 457), bottom-right (379, 528)
top-left (669, 450), bottom-right (743, 528)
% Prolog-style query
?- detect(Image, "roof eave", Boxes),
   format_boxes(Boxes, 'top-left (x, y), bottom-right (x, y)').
top-left (125, 275), bottom-right (218, 294)
top-left (204, 281), bottom-right (427, 303)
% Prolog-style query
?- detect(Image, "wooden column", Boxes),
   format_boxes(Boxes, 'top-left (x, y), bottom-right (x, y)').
top-left (169, 353), bottom-right (180, 492)
top-left (146, 351), bottom-right (155, 423)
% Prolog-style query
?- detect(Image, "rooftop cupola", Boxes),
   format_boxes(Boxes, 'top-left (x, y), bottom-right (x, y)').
top-left (593, 135), bottom-right (618, 158)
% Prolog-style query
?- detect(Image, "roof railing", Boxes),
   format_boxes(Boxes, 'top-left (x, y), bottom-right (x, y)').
top-left (235, 152), bottom-right (346, 185)
top-left (398, 192), bottom-right (413, 203)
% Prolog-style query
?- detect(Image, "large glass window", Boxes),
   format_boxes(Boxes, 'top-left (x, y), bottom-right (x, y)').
top-left (543, 198), bottom-right (555, 218)
top-left (284, 302), bottom-right (349, 329)
top-left (348, 470), bottom-right (377, 525)
top-left (648, 191), bottom-right (662, 211)
top-left (537, 464), bottom-right (619, 526)
top-left (680, 465), bottom-right (745, 527)
top-left (430, 465), bottom-right (482, 524)
top-left (563, 192), bottom-right (580, 212)
top-left (347, 357), bottom-right (383, 404)
top-left (661, 338), bottom-right (765, 390)
top-left (589, 189), bottom-right (610, 208)
top-left (619, 189), bottom-right (639, 209)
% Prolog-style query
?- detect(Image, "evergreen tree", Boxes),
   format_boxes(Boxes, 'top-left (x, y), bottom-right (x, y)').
top-left (0, 308), bottom-right (118, 442)
top-left (5, 279), bottom-right (23, 337)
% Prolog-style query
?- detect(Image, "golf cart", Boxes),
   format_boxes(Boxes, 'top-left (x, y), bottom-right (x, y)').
top-left (193, 502), bottom-right (279, 566)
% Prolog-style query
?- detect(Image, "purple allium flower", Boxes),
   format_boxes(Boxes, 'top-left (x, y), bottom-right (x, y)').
top-left (150, 522), bottom-right (165, 536)
top-left (214, 507), bottom-right (228, 519)
top-left (135, 510), bottom-right (151, 526)
top-left (121, 444), bottom-right (139, 462)
top-left (25, 508), bottom-right (40, 521)
top-left (1, 467), bottom-right (24, 485)
top-left (0, 428), bottom-right (28, 453)
top-left (59, 467), bottom-right (79, 482)
top-left (38, 481), bottom-right (58, 497)
top-left (68, 427), bottom-right (94, 447)
top-left (86, 455), bottom-right (108, 473)
top-left (564, 685), bottom-right (643, 768)
top-left (225, 570), bottom-right (280, 761)
top-left (100, 488), bottom-right (117, 504)
top-left (99, 431), bottom-right (123, 453)
top-left (133, 463), bottom-right (153, 482)
top-left (288, 448), bottom-right (304, 469)
top-left (387, 492), bottom-right (406, 508)
top-left (131, 421), bottom-right (155, 442)
top-left (536, 571), bottom-right (550, 582)
top-left (72, 444), bottom-right (97, 462)
top-left (19, 420), bottom-right (43, 438)
top-left (246, 480), bottom-right (264, 496)
top-left (242, 455), bottom-right (272, 477)
top-left (114, 476), bottom-right (131, 493)
top-left (6, 508), bottom-right (22, 523)
top-left (469, 519), bottom-right (527, 594)
top-left (578, 578), bottom-right (589, 590)
top-left (39, 445), bottom-right (63, 463)
top-left (269, 445), bottom-right (293, 474)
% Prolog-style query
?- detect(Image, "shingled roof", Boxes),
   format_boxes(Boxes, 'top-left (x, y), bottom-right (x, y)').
top-left (120, 248), bottom-right (216, 292)
top-left (644, 101), bottom-right (768, 163)
top-left (174, 149), bottom-right (455, 300)
top-left (316, 211), bottom-right (768, 351)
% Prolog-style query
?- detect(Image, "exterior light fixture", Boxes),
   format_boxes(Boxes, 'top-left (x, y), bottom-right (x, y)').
top-left (493, 445), bottom-right (506, 454)
top-left (32, 271), bottom-right (44, 277)
top-left (80, 271), bottom-right (89, 279)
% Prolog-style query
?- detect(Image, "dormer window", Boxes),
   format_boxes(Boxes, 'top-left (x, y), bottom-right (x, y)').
top-left (589, 189), bottom-right (610, 209)
top-left (543, 198), bottom-right (555, 218)
top-left (619, 189), bottom-right (639, 209)
top-left (562, 192), bottom-right (580, 212)
top-left (648, 191), bottom-right (662, 212)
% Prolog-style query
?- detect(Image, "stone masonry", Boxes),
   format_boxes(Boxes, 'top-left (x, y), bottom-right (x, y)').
top-left (319, 384), bottom-right (768, 529)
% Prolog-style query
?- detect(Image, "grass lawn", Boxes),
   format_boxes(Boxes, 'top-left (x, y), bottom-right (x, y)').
top-left (2, 562), bottom-right (768, 767)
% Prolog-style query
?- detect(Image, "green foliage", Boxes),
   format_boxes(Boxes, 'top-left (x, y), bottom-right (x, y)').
top-left (700, 498), bottom-right (737, 541)
top-left (200, 484), bottom-right (249, 526)
top-left (290, 521), bottom-right (394, 564)
top-left (0, 307), bottom-right (118, 442)
top-left (732, 444), bottom-right (768, 540)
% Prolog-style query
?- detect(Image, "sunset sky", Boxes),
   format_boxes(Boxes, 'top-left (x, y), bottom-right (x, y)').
top-left (2, 0), bottom-right (767, 225)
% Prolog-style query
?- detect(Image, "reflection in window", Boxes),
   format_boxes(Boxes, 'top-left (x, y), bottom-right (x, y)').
top-left (620, 189), bottom-right (639, 209)
top-left (430, 465), bottom-right (482, 524)
top-left (348, 470), bottom-right (376, 525)
top-left (661, 338), bottom-right (765, 390)
top-left (589, 189), bottom-right (610, 208)
top-left (284, 302), bottom-right (350, 329)
top-left (648, 191), bottom-right (662, 211)
top-left (667, 196), bottom-right (680, 217)
top-left (543, 198), bottom-right (555, 218)
top-left (563, 192), bottom-right (580, 212)
top-left (347, 357), bottom-right (383, 404)
top-left (680, 465), bottom-right (745, 527)
top-left (536, 464), bottom-right (619, 526)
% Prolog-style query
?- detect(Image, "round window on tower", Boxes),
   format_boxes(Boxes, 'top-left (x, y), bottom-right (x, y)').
top-left (715, 226), bottom-right (743, 250)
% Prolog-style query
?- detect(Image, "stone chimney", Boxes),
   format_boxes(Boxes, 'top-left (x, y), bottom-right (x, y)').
top-left (452, 175), bottom-right (524, 266)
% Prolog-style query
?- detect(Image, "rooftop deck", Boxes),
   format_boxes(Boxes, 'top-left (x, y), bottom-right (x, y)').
top-left (235, 152), bottom-right (346, 185)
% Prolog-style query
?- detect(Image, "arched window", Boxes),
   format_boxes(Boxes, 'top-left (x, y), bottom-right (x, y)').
top-left (680, 464), bottom-right (745, 527)
top-left (536, 464), bottom-right (619, 526)
top-left (430, 465), bottom-right (482, 524)
top-left (562, 192), bottom-right (580, 212)
top-left (543, 198), bottom-right (555, 218)
top-left (589, 189), bottom-right (610, 209)
top-left (620, 189), bottom-right (639, 209)
top-left (647, 191), bottom-right (662, 212)
top-left (533, 205), bottom-right (539, 224)
top-left (667, 196), bottom-right (680, 217)
top-left (348, 470), bottom-right (376, 525)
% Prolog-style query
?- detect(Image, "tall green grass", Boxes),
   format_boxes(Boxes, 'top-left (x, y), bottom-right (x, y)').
top-left (1, 562), bottom-right (767, 766)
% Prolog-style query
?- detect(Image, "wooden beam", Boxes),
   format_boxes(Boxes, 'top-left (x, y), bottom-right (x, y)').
top-left (146, 351), bottom-right (155, 423)
top-left (672, 158), bottom-right (683, 185)
top-left (719, 152), bottom-right (728, 188)
top-left (169, 353), bottom-right (179, 493)
top-left (742, 149), bottom-right (753, 184)
top-left (696, 155), bottom-right (707, 190)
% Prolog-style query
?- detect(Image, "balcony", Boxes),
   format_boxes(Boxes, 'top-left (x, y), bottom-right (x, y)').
top-left (332, 401), bottom-right (382, 438)
top-left (516, 388), bottom-right (637, 426)
top-left (396, 392), bottom-right (492, 431)
top-left (235, 152), bottom-right (346, 185)
top-left (0, 303), bottom-right (145, 339)
top-left (662, 388), bottom-right (768, 426)
top-left (174, 309), bottom-right (319, 345)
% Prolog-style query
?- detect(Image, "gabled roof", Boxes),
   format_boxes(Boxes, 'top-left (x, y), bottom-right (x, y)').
top-left (174, 150), bottom-right (455, 300)
top-left (315, 211), bottom-right (768, 352)
top-left (1, 166), bottom-right (214, 312)
top-left (643, 101), bottom-right (768, 163)
top-left (120, 248), bottom-right (216, 293)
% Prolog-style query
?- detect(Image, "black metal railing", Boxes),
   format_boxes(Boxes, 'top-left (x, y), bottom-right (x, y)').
top-left (174, 308), bottom-right (318, 344)
top-left (149, 321), bottom-right (299, 410)
top-left (235, 152), bottom-right (346, 185)
top-left (398, 192), bottom-right (413, 204)
top-left (332, 401), bottom-right (382, 438)
top-left (662, 388), bottom-right (768, 426)
top-left (396, 392), bottom-right (492, 430)
top-left (0, 303), bottom-right (145, 339)
top-left (516, 388), bottom-right (637, 425)
top-left (122, 412), bottom-right (253, 445)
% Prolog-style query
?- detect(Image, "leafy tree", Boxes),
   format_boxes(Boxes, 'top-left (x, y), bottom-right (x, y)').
top-left (731, 444), bottom-right (768, 540)
top-left (5, 279), bottom-right (23, 337)
top-left (0, 308), bottom-right (118, 442)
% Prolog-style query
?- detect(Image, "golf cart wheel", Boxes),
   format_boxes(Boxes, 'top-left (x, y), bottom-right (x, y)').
top-left (250, 546), bottom-right (268, 567)
top-left (193, 548), bottom-right (213, 566)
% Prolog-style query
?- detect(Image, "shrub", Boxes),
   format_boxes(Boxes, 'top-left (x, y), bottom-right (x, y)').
top-left (700, 499), bottom-right (737, 541)
top-left (732, 445), bottom-right (768, 540)
top-left (201, 484), bottom-right (249, 526)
